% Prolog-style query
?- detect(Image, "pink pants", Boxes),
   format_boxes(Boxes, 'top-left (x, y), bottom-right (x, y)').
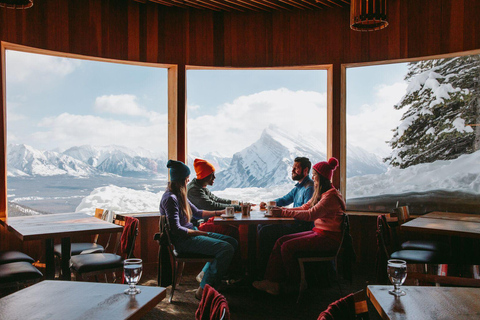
top-left (265, 230), bottom-right (340, 283)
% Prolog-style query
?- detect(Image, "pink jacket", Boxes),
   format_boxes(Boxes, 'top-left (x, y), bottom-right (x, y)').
top-left (281, 188), bottom-right (345, 233)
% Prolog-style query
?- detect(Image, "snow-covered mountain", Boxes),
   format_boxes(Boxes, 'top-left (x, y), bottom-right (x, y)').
top-left (212, 127), bottom-right (387, 190)
top-left (8, 144), bottom-right (97, 177)
top-left (7, 144), bottom-right (167, 177)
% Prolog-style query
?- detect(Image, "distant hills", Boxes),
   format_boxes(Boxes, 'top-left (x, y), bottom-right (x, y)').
top-left (7, 127), bottom-right (387, 188)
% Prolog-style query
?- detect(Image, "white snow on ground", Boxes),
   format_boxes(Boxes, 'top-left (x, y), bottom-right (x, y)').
top-left (347, 149), bottom-right (480, 198)
top-left (75, 184), bottom-right (294, 214)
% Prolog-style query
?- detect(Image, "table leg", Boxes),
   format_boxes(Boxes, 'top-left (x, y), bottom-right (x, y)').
top-left (247, 224), bottom-right (257, 281)
top-left (45, 239), bottom-right (55, 280)
top-left (61, 238), bottom-right (71, 281)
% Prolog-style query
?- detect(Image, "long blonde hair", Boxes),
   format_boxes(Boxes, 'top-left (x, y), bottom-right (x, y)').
top-left (168, 178), bottom-right (192, 222)
top-left (310, 170), bottom-right (333, 206)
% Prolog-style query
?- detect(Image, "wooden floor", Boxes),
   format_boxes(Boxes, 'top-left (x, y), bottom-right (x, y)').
top-left (139, 264), bottom-right (382, 320)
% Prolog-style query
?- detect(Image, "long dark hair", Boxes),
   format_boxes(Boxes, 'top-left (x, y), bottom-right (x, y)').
top-left (167, 178), bottom-right (192, 221)
top-left (310, 170), bottom-right (333, 206)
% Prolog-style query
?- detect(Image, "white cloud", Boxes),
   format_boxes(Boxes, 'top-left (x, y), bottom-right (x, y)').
top-left (188, 88), bottom-right (328, 156)
top-left (347, 81), bottom-right (407, 156)
top-left (188, 104), bottom-right (201, 111)
top-left (32, 113), bottom-right (168, 151)
top-left (6, 50), bottom-right (80, 83)
top-left (95, 94), bottom-right (153, 117)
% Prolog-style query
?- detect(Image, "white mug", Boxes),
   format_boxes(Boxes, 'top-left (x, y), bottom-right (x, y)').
top-left (225, 207), bottom-right (234, 216)
top-left (267, 201), bottom-right (276, 214)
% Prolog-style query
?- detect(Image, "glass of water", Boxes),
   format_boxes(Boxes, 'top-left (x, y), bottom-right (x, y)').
top-left (387, 259), bottom-right (407, 296)
top-left (124, 258), bottom-right (143, 295)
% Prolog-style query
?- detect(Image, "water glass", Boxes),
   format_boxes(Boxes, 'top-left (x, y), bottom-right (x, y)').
top-left (124, 258), bottom-right (143, 295)
top-left (387, 259), bottom-right (407, 296)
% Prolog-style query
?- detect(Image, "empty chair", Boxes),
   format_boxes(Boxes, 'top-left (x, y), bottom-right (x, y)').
top-left (155, 215), bottom-right (214, 303)
top-left (0, 252), bottom-right (43, 296)
top-left (296, 214), bottom-right (354, 303)
top-left (376, 214), bottom-right (448, 283)
top-left (53, 209), bottom-right (112, 259)
top-left (391, 207), bottom-right (450, 253)
top-left (0, 251), bottom-right (35, 265)
top-left (317, 289), bottom-right (369, 320)
top-left (195, 284), bottom-right (230, 320)
top-left (70, 216), bottom-right (138, 282)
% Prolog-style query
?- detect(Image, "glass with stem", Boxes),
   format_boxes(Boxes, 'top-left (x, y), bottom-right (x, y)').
top-left (387, 259), bottom-right (407, 296)
top-left (124, 258), bottom-right (143, 295)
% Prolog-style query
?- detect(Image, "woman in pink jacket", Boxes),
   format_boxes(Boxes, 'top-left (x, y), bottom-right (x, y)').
top-left (253, 157), bottom-right (345, 295)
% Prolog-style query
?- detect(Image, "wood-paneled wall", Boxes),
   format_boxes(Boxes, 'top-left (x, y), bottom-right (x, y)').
top-left (1, 0), bottom-right (479, 260)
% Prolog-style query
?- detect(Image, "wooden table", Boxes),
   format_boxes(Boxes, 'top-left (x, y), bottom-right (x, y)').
top-left (367, 285), bottom-right (480, 320)
top-left (0, 280), bottom-right (166, 320)
top-left (401, 211), bottom-right (480, 239)
top-left (213, 209), bottom-right (295, 279)
top-left (5, 212), bottom-right (123, 280)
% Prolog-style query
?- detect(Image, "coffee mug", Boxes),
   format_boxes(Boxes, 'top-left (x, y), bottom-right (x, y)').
top-left (266, 201), bottom-right (276, 215)
top-left (225, 207), bottom-right (234, 216)
top-left (241, 203), bottom-right (251, 216)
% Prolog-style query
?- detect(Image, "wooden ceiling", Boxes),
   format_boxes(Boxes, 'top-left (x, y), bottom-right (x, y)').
top-left (135, 0), bottom-right (350, 12)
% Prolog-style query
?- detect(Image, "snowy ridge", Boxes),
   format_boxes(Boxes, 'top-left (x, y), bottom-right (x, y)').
top-left (347, 149), bottom-right (480, 198)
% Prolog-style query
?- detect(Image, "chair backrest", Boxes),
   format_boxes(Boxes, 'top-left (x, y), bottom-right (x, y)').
top-left (119, 216), bottom-right (139, 259)
top-left (376, 214), bottom-right (392, 259)
top-left (159, 215), bottom-right (176, 256)
top-left (353, 290), bottom-right (369, 319)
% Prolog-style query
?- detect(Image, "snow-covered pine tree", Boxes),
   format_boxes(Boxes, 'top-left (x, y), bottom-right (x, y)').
top-left (385, 55), bottom-right (480, 169)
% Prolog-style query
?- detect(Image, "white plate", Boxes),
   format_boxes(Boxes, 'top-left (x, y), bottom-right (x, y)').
top-left (220, 214), bottom-right (235, 219)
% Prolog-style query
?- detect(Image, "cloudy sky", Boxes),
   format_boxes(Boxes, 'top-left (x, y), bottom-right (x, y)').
top-left (6, 49), bottom-right (408, 159)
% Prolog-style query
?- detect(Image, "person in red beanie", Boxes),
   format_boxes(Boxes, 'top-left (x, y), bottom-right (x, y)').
top-left (253, 157), bottom-right (345, 295)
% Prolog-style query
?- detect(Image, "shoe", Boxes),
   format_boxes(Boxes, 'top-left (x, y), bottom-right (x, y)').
top-left (196, 271), bottom-right (204, 283)
top-left (252, 280), bottom-right (280, 295)
top-left (195, 286), bottom-right (204, 300)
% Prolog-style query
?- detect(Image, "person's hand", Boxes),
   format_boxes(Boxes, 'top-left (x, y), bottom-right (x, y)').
top-left (271, 207), bottom-right (282, 217)
top-left (189, 229), bottom-right (209, 237)
top-left (260, 202), bottom-right (266, 209)
top-left (216, 209), bottom-right (225, 216)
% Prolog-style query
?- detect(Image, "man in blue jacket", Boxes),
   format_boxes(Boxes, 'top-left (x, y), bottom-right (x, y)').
top-left (257, 157), bottom-right (314, 277)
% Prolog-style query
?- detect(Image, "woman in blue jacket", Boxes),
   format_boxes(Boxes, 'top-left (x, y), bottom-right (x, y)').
top-left (159, 160), bottom-right (238, 299)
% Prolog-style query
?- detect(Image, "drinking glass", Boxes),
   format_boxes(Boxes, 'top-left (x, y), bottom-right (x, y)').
top-left (124, 258), bottom-right (143, 295)
top-left (387, 259), bottom-right (407, 296)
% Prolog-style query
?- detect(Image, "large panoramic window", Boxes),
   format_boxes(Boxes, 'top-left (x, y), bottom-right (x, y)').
top-left (187, 69), bottom-right (328, 204)
top-left (6, 49), bottom-right (168, 216)
top-left (346, 54), bottom-right (480, 214)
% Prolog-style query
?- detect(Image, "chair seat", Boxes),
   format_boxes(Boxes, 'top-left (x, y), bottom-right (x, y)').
top-left (70, 253), bottom-right (123, 274)
top-left (54, 243), bottom-right (104, 257)
top-left (0, 262), bottom-right (43, 283)
top-left (391, 249), bottom-right (447, 264)
top-left (401, 240), bottom-right (449, 252)
top-left (0, 251), bottom-right (35, 265)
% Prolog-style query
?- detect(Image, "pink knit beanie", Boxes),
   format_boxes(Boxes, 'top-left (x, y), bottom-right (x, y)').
top-left (313, 157), bottom-right (339, 180)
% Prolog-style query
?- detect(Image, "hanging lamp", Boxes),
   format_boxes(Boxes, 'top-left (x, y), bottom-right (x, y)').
top-left (350, 0), bottom-right (388, 32)
top-left (0, 0), bottom-right (33, 9)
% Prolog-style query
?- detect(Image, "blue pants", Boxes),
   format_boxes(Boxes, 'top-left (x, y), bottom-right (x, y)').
top-left (174, 232), bottom-right (237, 288)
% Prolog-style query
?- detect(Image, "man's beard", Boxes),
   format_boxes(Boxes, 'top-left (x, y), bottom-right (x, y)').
top-left (292, 172), bottom-right (304, 181)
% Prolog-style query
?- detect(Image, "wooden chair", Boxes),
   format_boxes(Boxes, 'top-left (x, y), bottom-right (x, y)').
top-left (317, 289), bottom-right (369, 320)
top-left (155, 215), bottom-right (214, 303)
top-left (296, 214), bottom-right (350, 303)
top-left (70, 216), bottom-right (138, 282)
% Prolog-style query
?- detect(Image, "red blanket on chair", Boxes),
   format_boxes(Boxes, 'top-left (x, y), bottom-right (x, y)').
top-left (195, 284), bottom-right (230, 320)
top-left (120, 216), bottom-right (139, 257)
top-left (317, 293), bottom-right (355, 320)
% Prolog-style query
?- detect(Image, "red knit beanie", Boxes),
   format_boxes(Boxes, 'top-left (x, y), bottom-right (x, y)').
top-left (313, 157), bottom-right (339, 180)
top-left (193, 158), bottom-right (215, 180)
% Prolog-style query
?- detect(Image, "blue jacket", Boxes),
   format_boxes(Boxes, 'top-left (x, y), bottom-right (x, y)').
top-left (275, 175), bottom-right (314, 208)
